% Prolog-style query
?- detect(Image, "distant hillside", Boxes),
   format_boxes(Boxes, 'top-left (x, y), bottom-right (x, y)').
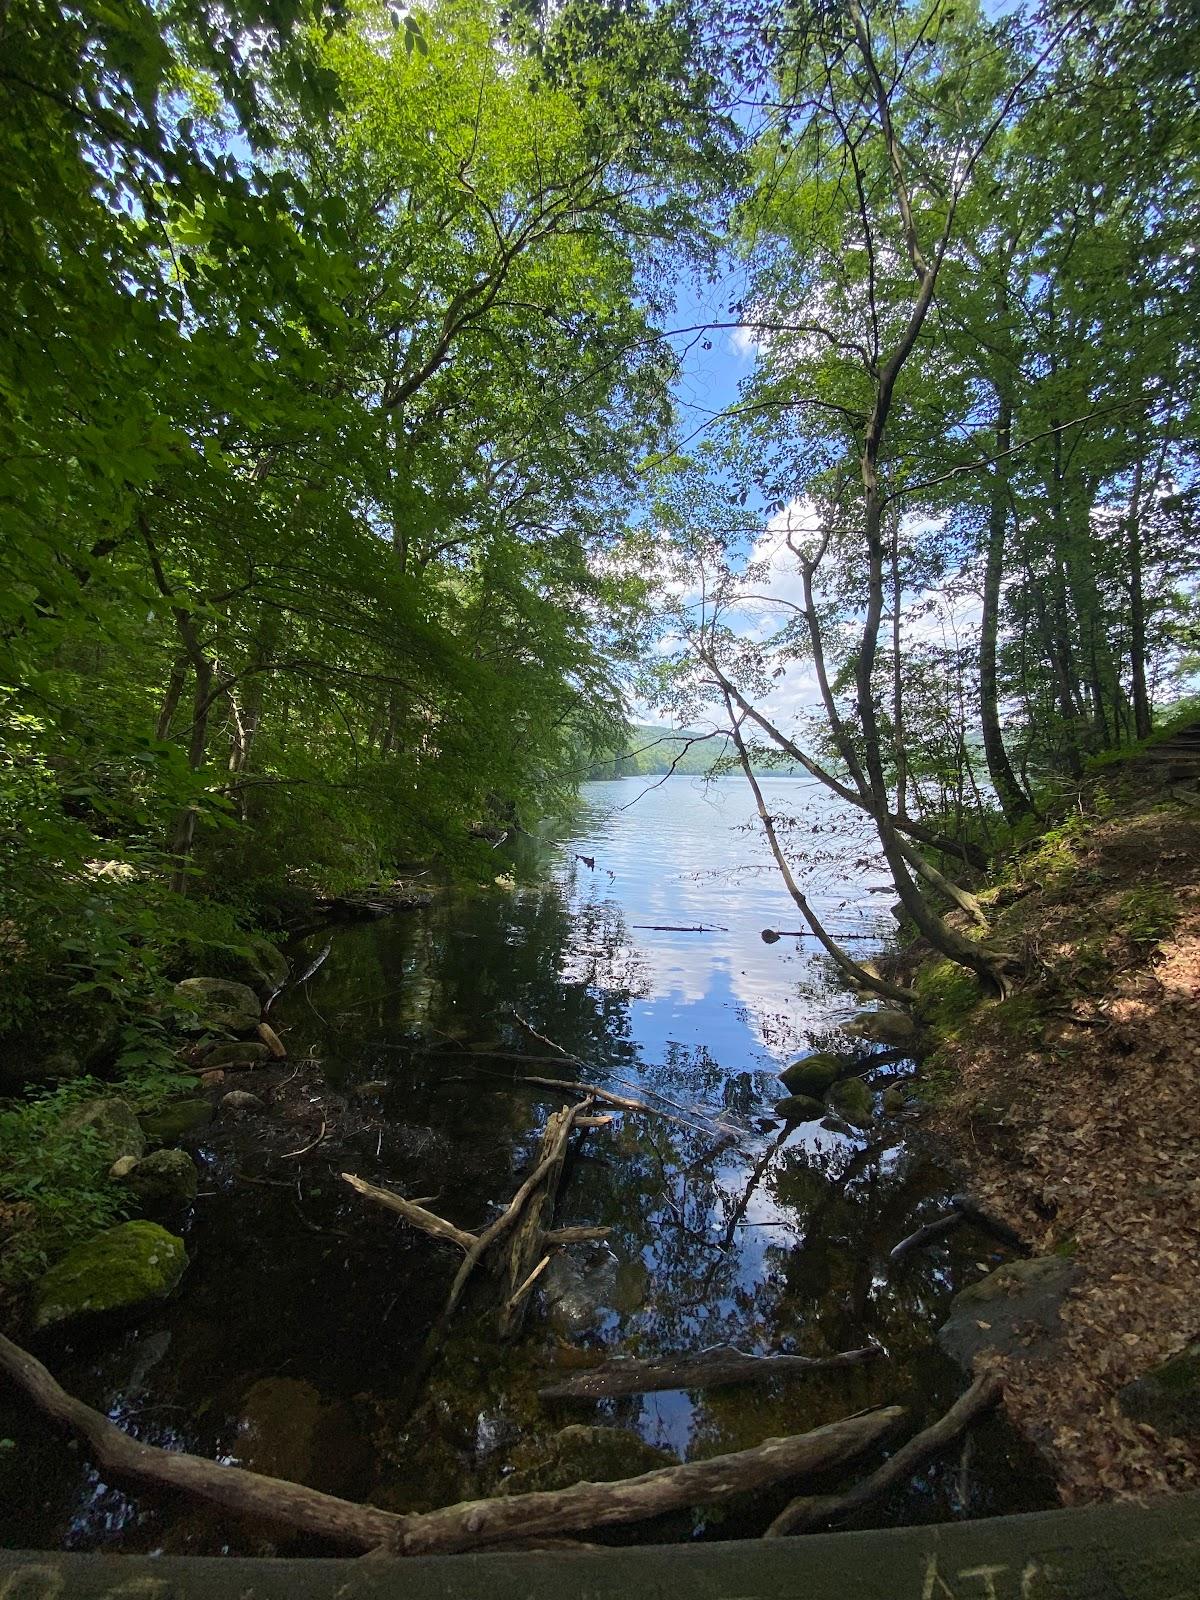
top-left (586, 725), bottom-right (805, 778)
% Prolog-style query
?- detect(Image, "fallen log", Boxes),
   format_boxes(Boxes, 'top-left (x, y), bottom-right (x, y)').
top-left (0, 1332), bottom-right (902, 1556)
top-left (341, 1174), bottom-right (476, 1252)
top-left (538, 1343), bottom-right (884, 1401)
top-left (888, 1210), bottom-right (962, 1263)
top-left (764, 1373), bottom-right (1002, 1537)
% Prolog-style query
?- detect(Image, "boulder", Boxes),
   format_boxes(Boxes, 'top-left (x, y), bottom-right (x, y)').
top-left (779, 1053), bottom-right (842, 1098)
top-left (938, 1256), bottom-right (1077, 1370)
top-left (173, 977), bottom-right (261, 1035)
top-left (1119, 1344), bottom-right (1200, 1440)
top-left (60, 1097), bottom-right (145, 1169)
top-left (139, 1098), bottom-right (214, 1145)
top-left (825, 1075), bottom-right (874, 1128)
top-left (881, 1085), bottom-right (910, 1115)
top-left (773, 1094), bottom-right (826, 1124)
top-left (500, 1425), bottom-right (674, 1495)
top-left (199, 1041), bottom-right (271, 1069)
top-left (124, 1148), bottom-right (199, 1209)
top-left (32, 1221), bottom-right (187, 1330)
top-left (542, 1249), bottom-right (619, 1337)
top-left (220, 1090), bottom-right (265, 1115)
top-left (840, 1009), bottom-right (918, 1048)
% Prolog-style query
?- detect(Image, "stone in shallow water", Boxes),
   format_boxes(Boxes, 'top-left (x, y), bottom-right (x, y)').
top-left (773, 1094), bottom-right (826, 1124)
top-left (779, 1053), bottom-right (842, 1097)
top-left (32, 1221), bottom-right (187, 1330)
top-left (825, 1075), bottom-right (873, 1128)
top-left (938, 1256), bottom-right (1077, 1370)
top-left (840, 1009), bottom-right (917, 1047)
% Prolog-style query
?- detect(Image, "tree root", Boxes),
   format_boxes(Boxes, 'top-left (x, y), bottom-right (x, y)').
top-left (0, 1332), bottom-right (903, 1556)
top-left (764, 1374), bottom-right (1002, 1537)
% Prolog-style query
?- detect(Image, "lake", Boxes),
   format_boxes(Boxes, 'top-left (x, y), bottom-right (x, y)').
top-left (0, 776), bottom-right (1053, 1552)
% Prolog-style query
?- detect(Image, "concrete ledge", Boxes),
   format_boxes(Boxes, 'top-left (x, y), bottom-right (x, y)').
top-left (3, 1495), bottom-right (1200, 1600)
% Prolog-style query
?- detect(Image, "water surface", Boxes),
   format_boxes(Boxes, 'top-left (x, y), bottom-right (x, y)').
top-left (0, 777), bottom-right (1054, 1552)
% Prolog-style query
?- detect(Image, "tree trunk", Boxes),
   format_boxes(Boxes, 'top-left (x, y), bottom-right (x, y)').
top-left (979, 389), bottom-right (1032, 822)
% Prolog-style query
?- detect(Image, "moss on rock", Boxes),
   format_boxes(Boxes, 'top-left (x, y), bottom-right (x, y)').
top-left (32, 1220), bottom-right (187, 1330)
top-left (779, 1053), bottom-right (842, 1097)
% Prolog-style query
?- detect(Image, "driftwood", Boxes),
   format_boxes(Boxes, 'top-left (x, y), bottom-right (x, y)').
top-left (256, 1022), bottom-right (287, 1058)
top-left (442, 1096), bottom-right (592, 1327)
top-left (498, 1103), bottom-right (575, 1339)
top-left (888, 1210), bottom-right (963, 1262)
top-left (764, 1373), bottom-right (1002, 1537)
top-left (0, 1332), bottom-right (902, 1556)
top-left (630, 923), bottom-right (728, 933)
top-left (341, 1174), bottom-right (476, 1251)
top-left (538, 1343), bottom-right (883, 1401)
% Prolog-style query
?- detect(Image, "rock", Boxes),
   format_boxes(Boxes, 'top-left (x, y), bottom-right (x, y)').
top-left (32, 1221), bottom-right (187, 1330)
top-left (825, 1075), bottom-right (873, 1128)
top-left (199, 1041), bottom-right (271, 1069)
top-left (188, 936), bottom-right (290, 1000)
top-left (30, 1048), bottom-right (86, 1084)
top-left (221, 1090), bottom-right (265, 1114)
top-left (173, 977), bottom-right (261, 1034)
top-left (938, 1256), bottom-right (1077, 1370)
top-left (109, 1155), bottom-right (140, 1180)
top-left (235, 1376), bottom-right (372, 1496)
top-left (125, 1148), bottom-right (198, 1209)
top-left (779, 1053), bottom-right (842, 1098)
top-left (881, 1085), bottom-right (909, 1115)
top-left (542, 1248), bottom-right (619, 1337)
top-left (140, 1098), bottom-right (214, 1144)
top-left (60, 1097), bottom-right (145, 1169)
top-left (773, 1094), bottom-right (827, 1124)
top-left (1120, 1345), bottom-right (1200, 1439)
top-left (351, 1080), bottom-right (390, 1099)
top-left (840, 1009), bottom-right (917, 1048)
top-left (500, 1424), bottom-right (674, 1495)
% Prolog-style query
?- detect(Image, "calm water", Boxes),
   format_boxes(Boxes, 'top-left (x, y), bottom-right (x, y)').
top-left (0, 777), bottom-right (1054, 1552)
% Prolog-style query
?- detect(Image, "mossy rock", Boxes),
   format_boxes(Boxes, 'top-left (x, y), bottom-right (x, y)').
top-left (60, 1097), bottom-right (145, 1170)
top-left (1120, 1345), bottom-right (1200, 1439)
top-left (773, 1094), bottom-right (826, 1123)
top-left (32, 1221), bottom-right (187, 1330)
top-left (500, 1425), bottom-right (674, 1495)
top-left (840, 1009), bottom-right (917, 1048)
top-left (825, 1075), bottom-right (873, 1128)
top-left (199, 1041), bottom-right (271, 1069)
top-left (139, 1098), bottom-right (214, 1145)
top-left (124, 1148), bottom-right (198, 1209)
top-left (779, 1053), bottom-right (842, 1098)
top-left (173, 977), bottom-right (261, 1034)
top-left (183, 936), bottom-right (290, 1000)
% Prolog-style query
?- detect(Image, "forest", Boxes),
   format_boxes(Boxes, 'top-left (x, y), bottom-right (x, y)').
top-left (1, 0), bottom-right (1199, 1580)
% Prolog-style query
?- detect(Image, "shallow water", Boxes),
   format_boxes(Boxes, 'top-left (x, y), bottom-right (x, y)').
top-left (0, 777), bottom-right (1055, 1552)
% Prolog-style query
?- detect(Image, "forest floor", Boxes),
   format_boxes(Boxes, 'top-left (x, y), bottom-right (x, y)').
top-left (916, 742), bottom-right (1200, 1502)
